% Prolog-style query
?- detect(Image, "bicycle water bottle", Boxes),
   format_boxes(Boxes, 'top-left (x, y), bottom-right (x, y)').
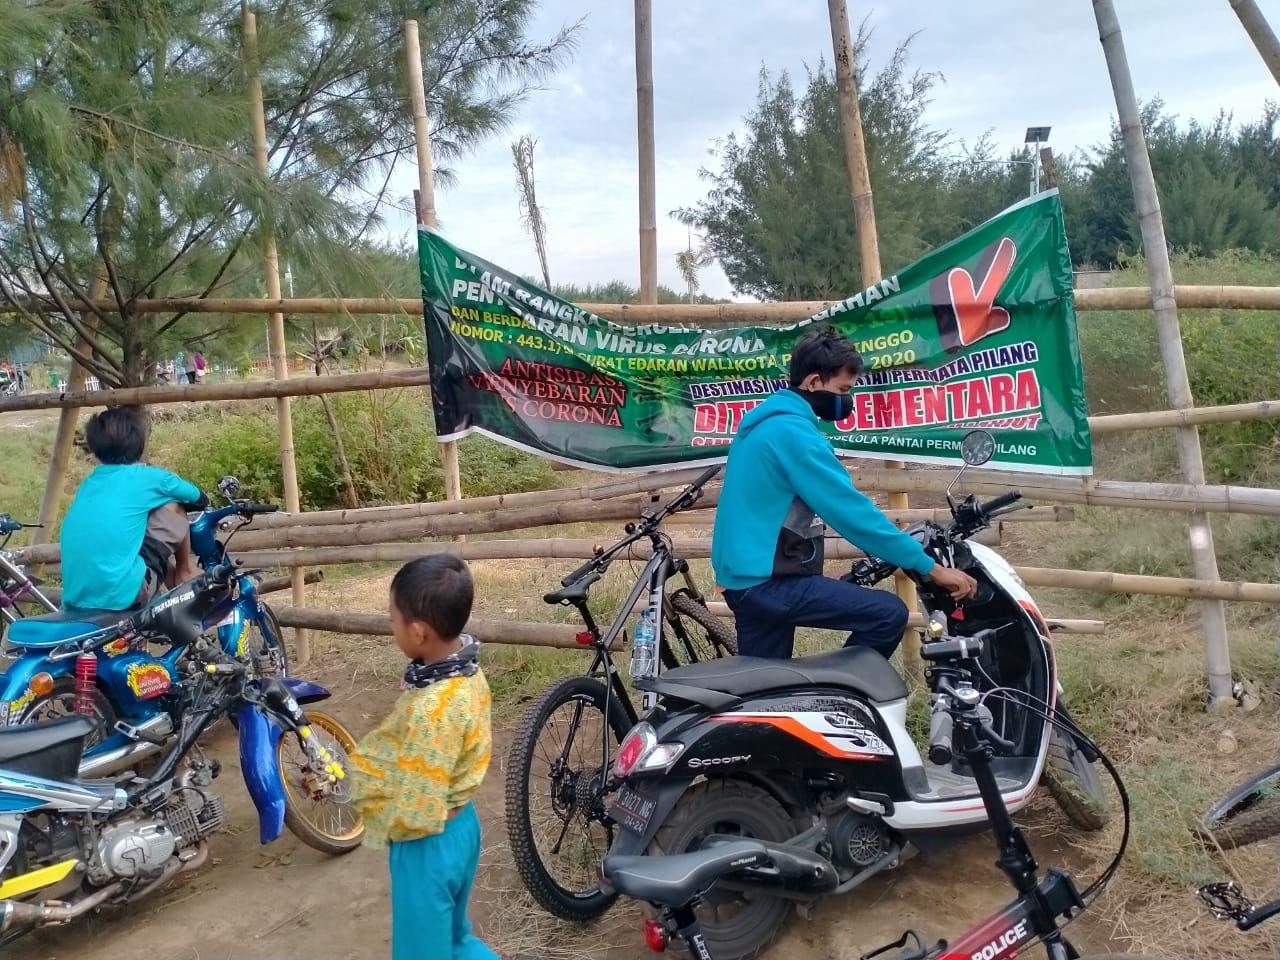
top-left (630, 604), bottom-right (658, 680)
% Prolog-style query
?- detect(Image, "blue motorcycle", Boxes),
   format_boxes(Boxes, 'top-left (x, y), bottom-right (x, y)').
top-left (0, 559), bottom-right (362, 941)
top-left (0, 477), bottom-right (289, 778)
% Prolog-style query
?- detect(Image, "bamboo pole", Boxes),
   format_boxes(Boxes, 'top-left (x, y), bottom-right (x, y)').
top-left (633, 0), bottom-right (658, 304)
top-left (404, 19), bottom-right (462, 509)
top-left (273, 606), bottom-right (618, 650)
top-left (1089, 399), bottom-right (1280, 433)
top-left (0, 368), bottom-right (430, 414)
top-left (1093, 0), bottom-right (1233, 706)
top-left (1229, 0), bottom-right (1280, 86)
top-left (243, 2), bottom-right (309, 664)
top-left (826, 0), bottom-right (917, 661)
top-left (37, 283), bottom-right (1280, 323)
top-left (274, 604), bottom-right (1102, 642)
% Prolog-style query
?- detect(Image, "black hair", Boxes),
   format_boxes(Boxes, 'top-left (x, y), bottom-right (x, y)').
top-left (85, 406), bottom-right (150, 464)
top-left (390, 555), bottom-right (474, 640)
top-left (788, 327), bottom-right (864, 388)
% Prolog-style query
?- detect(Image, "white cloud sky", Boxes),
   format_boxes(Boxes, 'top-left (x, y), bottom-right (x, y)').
top-left (384, 0), bottom-right (1280, 300)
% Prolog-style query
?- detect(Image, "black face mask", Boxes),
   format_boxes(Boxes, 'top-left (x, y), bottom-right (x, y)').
top-left (795, 387), bottom-right (854, 422)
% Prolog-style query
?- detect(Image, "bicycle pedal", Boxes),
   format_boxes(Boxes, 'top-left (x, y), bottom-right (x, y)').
top-left (1198, 881), bottom-right (1255, 922)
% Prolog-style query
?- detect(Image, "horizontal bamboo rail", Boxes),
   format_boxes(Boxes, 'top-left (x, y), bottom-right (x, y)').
top-left (0, 368), bottom-right (431, 414)
top-left (36, 568), bottom-right (321, 605)
top-left (39, 284), bottom-right (1280, 322)
top-left (659, 506), bottom-right (1072, 526)
top-left (273, 605), bottom-right (1103, 641)
top-left (1088, 400), bottom-right (1280, 434)
top-left (273, 606), bottom-right (618, 650)
top-left (226, 537), bottom-right (1279, 603)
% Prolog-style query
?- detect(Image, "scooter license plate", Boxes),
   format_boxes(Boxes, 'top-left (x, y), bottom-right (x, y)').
top-left (609, 785), bottom-right (656, 837)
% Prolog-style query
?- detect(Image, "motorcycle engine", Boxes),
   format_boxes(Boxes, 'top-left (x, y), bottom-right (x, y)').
top-left (90, 791), bottom-right (227, 883)
top-left (828, 811), bottom-right (893, 871)
top-left (93, 820), bottom-right (177, 881)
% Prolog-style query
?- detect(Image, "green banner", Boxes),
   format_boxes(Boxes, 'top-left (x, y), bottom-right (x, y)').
top-left (420, 191), bottom-right (1092, 475)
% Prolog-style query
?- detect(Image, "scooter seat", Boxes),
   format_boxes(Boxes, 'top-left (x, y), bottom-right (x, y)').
top-left (5, 606), bottom-right (137, 649)
top-left (653, 646), bottom-right (908, 704)
top-left (603, 840), bottom-right (766, 907)
top-left (0, 715), bottom-right (94, 781)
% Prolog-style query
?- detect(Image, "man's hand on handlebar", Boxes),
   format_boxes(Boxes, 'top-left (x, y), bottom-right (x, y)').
top-left (928, 564), bottom-right (978, 601)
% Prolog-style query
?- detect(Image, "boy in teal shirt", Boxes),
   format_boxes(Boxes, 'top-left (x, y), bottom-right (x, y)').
top-left (60, 407), bottom-right (207, 610)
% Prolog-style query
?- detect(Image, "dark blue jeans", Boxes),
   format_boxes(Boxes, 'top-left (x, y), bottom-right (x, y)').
top-left (722, 575), bottom-right (908, 660)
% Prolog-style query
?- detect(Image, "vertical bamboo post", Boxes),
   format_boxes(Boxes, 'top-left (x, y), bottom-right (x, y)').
top-left (1093, 0), bottom-right (1234, 707)
top-left (634, 0), bottom-right (658, 305)
top-left (826, 0), bottom-right (918, 658)
top-left (1228, 0), bottom-right (1280, 86)
top-left (404, 19), bottom-right (462, 505)
top-left (243, 1), bottom-right (309, 663)
top-left (32, 297), bottom-right (103, 551)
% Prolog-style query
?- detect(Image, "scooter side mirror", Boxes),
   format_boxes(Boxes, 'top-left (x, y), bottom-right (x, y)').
top-left (947, 431), bottom-right (997, 504)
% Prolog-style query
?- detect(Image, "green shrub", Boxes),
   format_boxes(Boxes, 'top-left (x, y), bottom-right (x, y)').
top-left (154, 390), bottom-right (559, 510)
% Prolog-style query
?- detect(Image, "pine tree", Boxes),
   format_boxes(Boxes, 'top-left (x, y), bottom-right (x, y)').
top-left (0, 1), bottom-right (575, 385)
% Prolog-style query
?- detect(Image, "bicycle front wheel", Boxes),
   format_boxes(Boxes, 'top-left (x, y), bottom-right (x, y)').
top-left (1202, 764), bottom-right (1280, 850)
top-left (505, 675), bottom-right (632, 921)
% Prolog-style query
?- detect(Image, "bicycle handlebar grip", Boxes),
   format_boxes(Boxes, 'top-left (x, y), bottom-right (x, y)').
top-left (562, 558), bottom-right (598, 587)
top-left (243, 503), bottom-right (280, 515)
top-left (980, 490), bottom-right (1022, 515)
top-left (690, 464), bottom-right (722, 490)
top-left (927, 708), bottom-right (954, 766)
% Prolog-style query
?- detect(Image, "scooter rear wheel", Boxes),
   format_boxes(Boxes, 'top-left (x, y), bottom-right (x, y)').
top-left (652, 779), bottom-right (794, 960)
top-left (17, 676), bottom-right (115, 747)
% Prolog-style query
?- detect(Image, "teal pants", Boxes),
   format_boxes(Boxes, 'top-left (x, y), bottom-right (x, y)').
top-left (389, 804), bottom-right (497, 960)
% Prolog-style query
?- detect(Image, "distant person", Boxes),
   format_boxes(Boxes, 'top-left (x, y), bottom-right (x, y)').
top-left (16, 367), bottom-right (25, 392)
top-left (193, 350), bottom-right (206, 379)
top-left (47, 367), bottom-right (61, 392)
top-left (60, 407), bottom-right (206, 611)
top-left (350, 556), bottom-right (497, 960)
top-left (712, 327), bottom-right (977, 660)
top-left (183, 352), bottom-right (198, 384)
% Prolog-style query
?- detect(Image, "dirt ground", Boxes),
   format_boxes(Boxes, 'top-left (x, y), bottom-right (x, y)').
top-left (10, 643), bottom-right (1135, 960)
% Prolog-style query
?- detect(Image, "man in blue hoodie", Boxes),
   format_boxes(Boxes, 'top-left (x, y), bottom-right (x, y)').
top-left (711, 328), bottom-right (977, 660)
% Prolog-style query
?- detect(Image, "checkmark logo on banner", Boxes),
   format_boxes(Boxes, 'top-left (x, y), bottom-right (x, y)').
top-left (947, 236), bottom-right (1016, 345)
top-left (930, 235), bottom-right (1018, 353)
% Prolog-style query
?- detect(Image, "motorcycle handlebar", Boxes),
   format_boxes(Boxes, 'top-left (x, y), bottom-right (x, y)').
top-left (979, 490), bottom-right (1022, 515)
top-left (927, 708), bottom-right (954, 766)
top-left (238, 502), bottom-right (279, 515)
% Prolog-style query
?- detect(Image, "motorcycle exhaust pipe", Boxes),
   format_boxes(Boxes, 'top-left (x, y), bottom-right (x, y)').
top-left (78, 715), bottom-right (173, 779)
top-left (0, 881), bottom-right (122, 931)
top-left (0, 842), bottom-right (207, 932)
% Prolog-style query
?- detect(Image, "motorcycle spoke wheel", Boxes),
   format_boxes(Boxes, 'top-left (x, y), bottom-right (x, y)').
top-left (19, 679), bottom-right (115, 748)
top-left (278, 710), bottom-right (364, 854)
top-left (506, 676), bottom-right (631, 921)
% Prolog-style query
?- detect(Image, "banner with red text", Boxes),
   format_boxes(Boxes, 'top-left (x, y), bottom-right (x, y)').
top-left (420, 191), bottom-right (1092, 474)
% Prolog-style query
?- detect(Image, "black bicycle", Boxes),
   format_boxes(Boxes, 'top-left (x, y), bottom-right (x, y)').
top-left (505, 465), bottom-right (736, 921)
top-left (1196, 763), bottom-right (1280, 935)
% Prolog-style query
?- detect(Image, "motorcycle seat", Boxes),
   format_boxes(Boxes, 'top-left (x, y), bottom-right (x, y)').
top-left (0, 715), bottom-right (94, 781)
top-left (5, 606), bottom-right (138, 649)
top-left (603, 840), bottom-right (766, 906)
top-left (652, 646), bottom-right (908, 704)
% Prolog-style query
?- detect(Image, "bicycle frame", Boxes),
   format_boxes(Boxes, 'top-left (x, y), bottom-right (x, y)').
top-left (0, 553), bottom-right (56, 627)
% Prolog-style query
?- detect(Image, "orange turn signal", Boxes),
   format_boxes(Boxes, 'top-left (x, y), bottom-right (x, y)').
top-left (29, 672), bottom-right (54, 697)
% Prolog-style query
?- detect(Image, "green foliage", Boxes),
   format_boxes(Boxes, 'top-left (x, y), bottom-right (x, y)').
top-left (154, 391), bottom-right (559, 511)
top-left (1062, 101), bottom-right (1279, 267)
top-left (0, 1), bottom-right (576, 385)
top-left (1078, 249), bottom-right (1280, 483)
